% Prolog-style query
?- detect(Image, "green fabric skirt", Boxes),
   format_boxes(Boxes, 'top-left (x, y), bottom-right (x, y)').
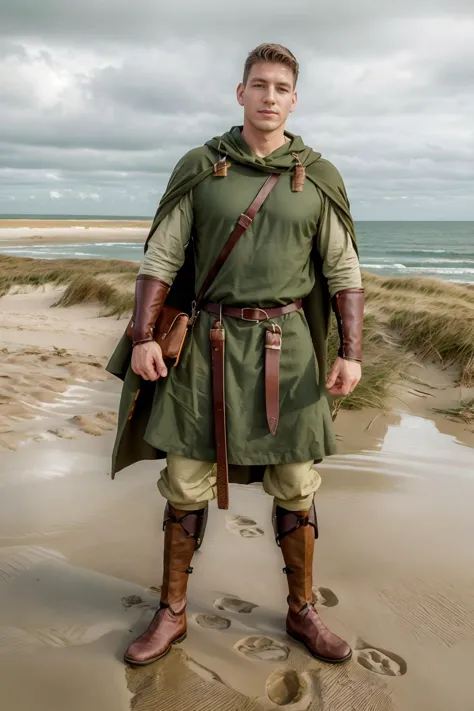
top-left (144, 307), bottom-right (336, 465)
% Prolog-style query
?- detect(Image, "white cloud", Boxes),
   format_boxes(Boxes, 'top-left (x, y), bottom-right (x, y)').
top-left (0, 0), bottom-right (472, 218)
top-left (49, 190), bottom-right (62, 199)
top-left (78, 192), bottom-right (101, 201)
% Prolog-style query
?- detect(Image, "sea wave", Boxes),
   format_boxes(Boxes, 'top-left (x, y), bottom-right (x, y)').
top-left (362, 258), bottom-right (474, 265)
top-left (401, 249), bottom-right (446, 253)
top-left (92, 242), bottom-right (141, 247)
top-left (362, 263), bottom-right (407, 269)
top-left (362, 263), bottom-right (474, 275)
top-left (416, 258), bottom-right (474, 264)
top-left (364, 251), bottom-right (473, 261)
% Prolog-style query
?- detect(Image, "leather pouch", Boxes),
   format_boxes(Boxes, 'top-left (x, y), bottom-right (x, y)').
top-left (126, 305), bottom-right (190, 366)
top-left (153, 306), bottom-right (190, 365)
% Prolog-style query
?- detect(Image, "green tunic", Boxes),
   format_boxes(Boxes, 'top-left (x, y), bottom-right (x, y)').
top-left (106, 126), bottom-right (361, 479)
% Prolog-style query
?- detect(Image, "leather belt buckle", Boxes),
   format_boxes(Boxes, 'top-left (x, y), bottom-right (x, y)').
top-left (240, 307), bottom-right (269, 322)
top-left (238, 214), bottom-right (252, 229)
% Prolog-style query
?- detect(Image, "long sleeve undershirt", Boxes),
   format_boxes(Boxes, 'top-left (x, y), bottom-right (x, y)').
top-left (138, 190), bottom-right (362, 297)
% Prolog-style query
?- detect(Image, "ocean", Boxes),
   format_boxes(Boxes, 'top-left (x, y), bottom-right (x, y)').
top-left (0, 219), bottom-right (473, 284)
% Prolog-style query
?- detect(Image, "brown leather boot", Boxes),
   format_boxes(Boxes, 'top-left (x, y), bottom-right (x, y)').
top-left (274, 502), bottom-right (352, 664)
top-left (124, 503), bottom-right (208, 666)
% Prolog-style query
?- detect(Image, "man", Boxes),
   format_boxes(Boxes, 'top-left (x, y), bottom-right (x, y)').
top-left (106, 43), bottom-right (364, 666)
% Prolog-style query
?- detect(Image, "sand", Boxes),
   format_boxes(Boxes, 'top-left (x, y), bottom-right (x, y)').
top-left (0, 219), bottom-right (149, 245)
top-left (1, 282), bottom-right (474, 711)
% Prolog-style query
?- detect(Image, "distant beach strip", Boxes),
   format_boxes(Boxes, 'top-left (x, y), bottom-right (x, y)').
top-left (0, 220), bottom-right (473, 283)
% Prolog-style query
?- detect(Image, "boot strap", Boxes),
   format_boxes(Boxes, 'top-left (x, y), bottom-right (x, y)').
top-left (159, 601), bottom-right (187, 617)
top-left (163, 504), bottom-right (208, 550)
top-left (274, 502), bottom-right (319, 546)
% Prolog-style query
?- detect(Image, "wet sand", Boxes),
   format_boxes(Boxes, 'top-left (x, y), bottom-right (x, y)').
top-left (1, 285), bottom-right (474, 710)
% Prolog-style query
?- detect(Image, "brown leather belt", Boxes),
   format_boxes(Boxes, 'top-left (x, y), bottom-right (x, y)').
top-left (205, 299), bottom-right (302, 509)
top-left (205, 300), bottom-right (302, 322)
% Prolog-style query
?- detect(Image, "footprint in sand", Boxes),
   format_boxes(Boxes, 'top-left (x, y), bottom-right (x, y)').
top-left (235, 636), bottom-right (290, 662)
top-left (225, 515), bottom-right (264, 538)
top-left (311, 586), bottom-right (339, 608)
top-left (355, 640), bottom-right (407, 676)
top-left (194, 613), bottom-right (231, 631)
top-left (121, 595), bottom-right (154, 611)
top-left (265, 668), bottom-right (312, 708)
top-left (214, 596), bottom-right (258, 614)
top-left (121, 595), bottom-right (145, 608)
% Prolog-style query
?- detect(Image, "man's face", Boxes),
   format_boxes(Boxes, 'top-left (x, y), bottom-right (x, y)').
top-left (236, 61), bottom-right (297, 133)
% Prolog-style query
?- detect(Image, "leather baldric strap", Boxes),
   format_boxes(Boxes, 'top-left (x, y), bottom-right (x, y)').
top-left (195, 173), bottom-right (281, 316)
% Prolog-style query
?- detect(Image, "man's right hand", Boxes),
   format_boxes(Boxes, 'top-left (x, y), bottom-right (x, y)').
top-left (131, 341), bottom-right (168, 381)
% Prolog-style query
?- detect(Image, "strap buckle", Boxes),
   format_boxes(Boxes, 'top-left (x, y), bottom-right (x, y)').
top-left (265, 322), bottom-right (282, 349)
top-left (240, 307), bottom-right (269, 322)
top-left (238, 214), bottom-right (252, 229)
top-left (188, 300), bottom-right (200, 326)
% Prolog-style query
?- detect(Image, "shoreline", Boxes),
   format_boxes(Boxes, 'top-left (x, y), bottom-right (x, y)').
top-left (0, 218), bottom-right (151, 228)
top-left (1, 222), bottom-right (474, 288)
top-left (0, 222), bottom-right (149, 246)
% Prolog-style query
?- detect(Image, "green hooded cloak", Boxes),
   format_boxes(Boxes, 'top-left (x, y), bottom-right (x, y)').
top-left (106, 126), bottom-right (357, 482)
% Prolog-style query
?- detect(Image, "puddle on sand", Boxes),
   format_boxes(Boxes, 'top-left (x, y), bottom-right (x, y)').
top-left (322, 411), bottom-right (474, 486)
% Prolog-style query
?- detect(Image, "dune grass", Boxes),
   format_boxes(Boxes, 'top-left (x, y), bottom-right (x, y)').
top-left (361, 272), bottom-right (474, 387)
top-left (1, 255), bottom-right (473, 411)
top-left (0, 254), bottom-right (137, 318)
top-left (54, 274), bottom-right (135, 317)
top-left (0, 255), bottom-right (137, 299)
top-left (328, 311), bottom-right (410, 413)
top-left (433, 399), bottom-right (474, 426)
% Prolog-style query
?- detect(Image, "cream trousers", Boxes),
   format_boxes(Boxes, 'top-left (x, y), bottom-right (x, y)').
top-left (157, 453), bottom-right (322, 511)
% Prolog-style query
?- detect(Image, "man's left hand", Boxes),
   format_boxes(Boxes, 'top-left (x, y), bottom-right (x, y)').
top-left (326, 357), bottom-right (361, 396)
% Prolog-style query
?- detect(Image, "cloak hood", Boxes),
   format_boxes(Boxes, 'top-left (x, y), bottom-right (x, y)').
top-left (205, 125), bottom-right (321, 173)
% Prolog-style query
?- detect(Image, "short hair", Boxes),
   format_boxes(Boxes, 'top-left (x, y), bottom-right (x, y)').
top-left (243, 43), bottom-right (299, 87)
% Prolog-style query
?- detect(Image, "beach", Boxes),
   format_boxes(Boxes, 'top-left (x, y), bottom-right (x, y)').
top-left (1, 235), bottom-right (474, 710)
top-left (1, 218), bottom-right (473, 282)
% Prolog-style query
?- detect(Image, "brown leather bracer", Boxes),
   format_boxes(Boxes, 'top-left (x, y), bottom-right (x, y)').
top-left (331, 287), bottom-right (365, 363)
top-left (127, 275), bottom-right (170, 346)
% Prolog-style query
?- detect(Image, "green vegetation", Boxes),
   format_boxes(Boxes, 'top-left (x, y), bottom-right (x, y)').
top-left (433, 400), bottom-right (474, 426)
top-left (0, 255), bottom-right (136, 316)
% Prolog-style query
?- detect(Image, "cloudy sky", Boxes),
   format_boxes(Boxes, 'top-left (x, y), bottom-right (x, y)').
top-left (0, 0), bottom-right (472, 219)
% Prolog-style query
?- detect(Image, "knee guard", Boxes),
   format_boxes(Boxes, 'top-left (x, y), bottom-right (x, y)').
top-left (272, 499), bottom-right (318, 546)
top-left (163, 503), bottom-right (209, 551)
